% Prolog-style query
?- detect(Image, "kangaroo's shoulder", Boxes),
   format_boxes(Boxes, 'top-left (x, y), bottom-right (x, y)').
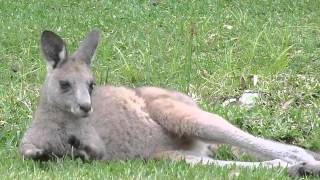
top-left (93, 85), bottom-right (136, 99)
top-left (91, 83), bottom-right (197, 108)
top-left (92, 85), bottom-right (146, 111)
top-left (93, 85), bottom-right (181, 104)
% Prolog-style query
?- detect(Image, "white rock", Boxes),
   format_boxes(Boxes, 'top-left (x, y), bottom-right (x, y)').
top-left (239, 90), bottom-right (260, 108)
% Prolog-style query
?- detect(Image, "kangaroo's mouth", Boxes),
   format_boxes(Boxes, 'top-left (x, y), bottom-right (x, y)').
top-left (81, 113), bottom-right (90, 118)
top-left (70, 106), bottom-right (92, 118)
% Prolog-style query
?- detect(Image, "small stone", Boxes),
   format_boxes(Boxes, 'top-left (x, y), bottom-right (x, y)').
top-left (239, 90), bottom-right (260, 108)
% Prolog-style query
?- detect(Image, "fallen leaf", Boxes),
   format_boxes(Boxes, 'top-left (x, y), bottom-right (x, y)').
top-left (222, 98), bottom-right (238, 107)
top-left (223, 24), bottom-right (233, 30)
top-left (228, 170), bottom-right (240, 179)
top-left (240, 76), bottom-right (246, 90)
top-left (281, 98), bottom-right (295, 110)
top-left (252, 75), bottom-right (258, 86)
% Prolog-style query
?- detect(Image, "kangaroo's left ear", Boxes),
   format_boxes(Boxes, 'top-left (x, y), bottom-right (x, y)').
top-left (72, 29), bottom-right (100, 66)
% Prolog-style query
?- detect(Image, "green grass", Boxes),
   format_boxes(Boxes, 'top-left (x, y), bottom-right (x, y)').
top-left (1, 0), bottom-right (320, 179)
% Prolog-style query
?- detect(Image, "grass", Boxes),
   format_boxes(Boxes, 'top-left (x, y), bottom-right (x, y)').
top-left (1, 0), bottom-right (320, 179)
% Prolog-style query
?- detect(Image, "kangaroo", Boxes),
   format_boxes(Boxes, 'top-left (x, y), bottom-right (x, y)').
top-left (19, 29), bottom-right (320, 177)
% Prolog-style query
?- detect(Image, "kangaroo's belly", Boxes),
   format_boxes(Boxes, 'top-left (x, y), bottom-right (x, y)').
top-left (89, 86), bottom-right (183, 160)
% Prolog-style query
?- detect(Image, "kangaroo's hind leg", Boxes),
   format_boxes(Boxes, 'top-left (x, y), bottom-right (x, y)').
top-left (145, 97), bottom-right (320, 177)
top-left (151, 150), bottom-right (288, 168)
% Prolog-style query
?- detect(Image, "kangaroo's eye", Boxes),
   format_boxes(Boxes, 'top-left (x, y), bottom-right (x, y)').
top-left (88, 81), bottom-right (95, 94)
top-left (59, 80), bottom-right (71, 92)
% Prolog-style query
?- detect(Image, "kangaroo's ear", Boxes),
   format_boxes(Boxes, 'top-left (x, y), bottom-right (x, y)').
top-left (40, 31), bottom-right (67, 71)
top-left (72, 29), bottom-right (99, 66)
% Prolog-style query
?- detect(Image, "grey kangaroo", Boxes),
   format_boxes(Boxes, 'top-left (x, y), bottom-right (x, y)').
top-left (19, 29), bottom-right (320, 177)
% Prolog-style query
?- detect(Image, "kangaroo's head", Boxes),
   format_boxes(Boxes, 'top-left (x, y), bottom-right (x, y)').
top-left (40, 29), bottom-right (99, 118)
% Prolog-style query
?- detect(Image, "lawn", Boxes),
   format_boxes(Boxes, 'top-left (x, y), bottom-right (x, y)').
top-left (1, 0), bottom-right (320, 179)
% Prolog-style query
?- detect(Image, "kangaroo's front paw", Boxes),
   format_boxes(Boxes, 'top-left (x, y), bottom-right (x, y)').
top-left (82, 144), bottom-right (104, 160)
top-left (68, 135), bottom-right (88, 161)
top-left (68, 135), bottom-right (81, 149)
top-left (68, 135), bottom-right (103, 161)
top-left (22, 148), bottom-right (50, 161)
top-left (288, 162), bottom-right (320, 177)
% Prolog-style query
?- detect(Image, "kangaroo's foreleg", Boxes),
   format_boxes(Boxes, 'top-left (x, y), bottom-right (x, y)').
top-left (19, 124), bottom-right (68, 161)
top-left (146, 97), bottom-right (320, 176)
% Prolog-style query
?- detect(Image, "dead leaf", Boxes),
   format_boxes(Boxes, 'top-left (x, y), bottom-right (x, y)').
top-left (222, 98), bottom-right (238, 107)
top-left (281, 98), bottom-right (295, 110)
top-left (240, 76), bottom-right (246, 90)
top-left (228, 170), bottom-right (240, 179)
top-left (223, 24), bottom-right (233, 30)
top-left (252, 75), bottom-right (258, 86)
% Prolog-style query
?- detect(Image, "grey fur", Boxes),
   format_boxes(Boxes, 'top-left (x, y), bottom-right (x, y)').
top-left (20, 30), bottom-right (320, 177)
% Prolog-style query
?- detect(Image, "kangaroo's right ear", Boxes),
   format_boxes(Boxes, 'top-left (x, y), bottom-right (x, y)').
top-left (40, 31), bottom-right (67, 71)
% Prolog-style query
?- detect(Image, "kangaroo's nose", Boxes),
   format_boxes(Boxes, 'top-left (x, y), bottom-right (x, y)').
top-left (79, 104), bottom-right (91, 113)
